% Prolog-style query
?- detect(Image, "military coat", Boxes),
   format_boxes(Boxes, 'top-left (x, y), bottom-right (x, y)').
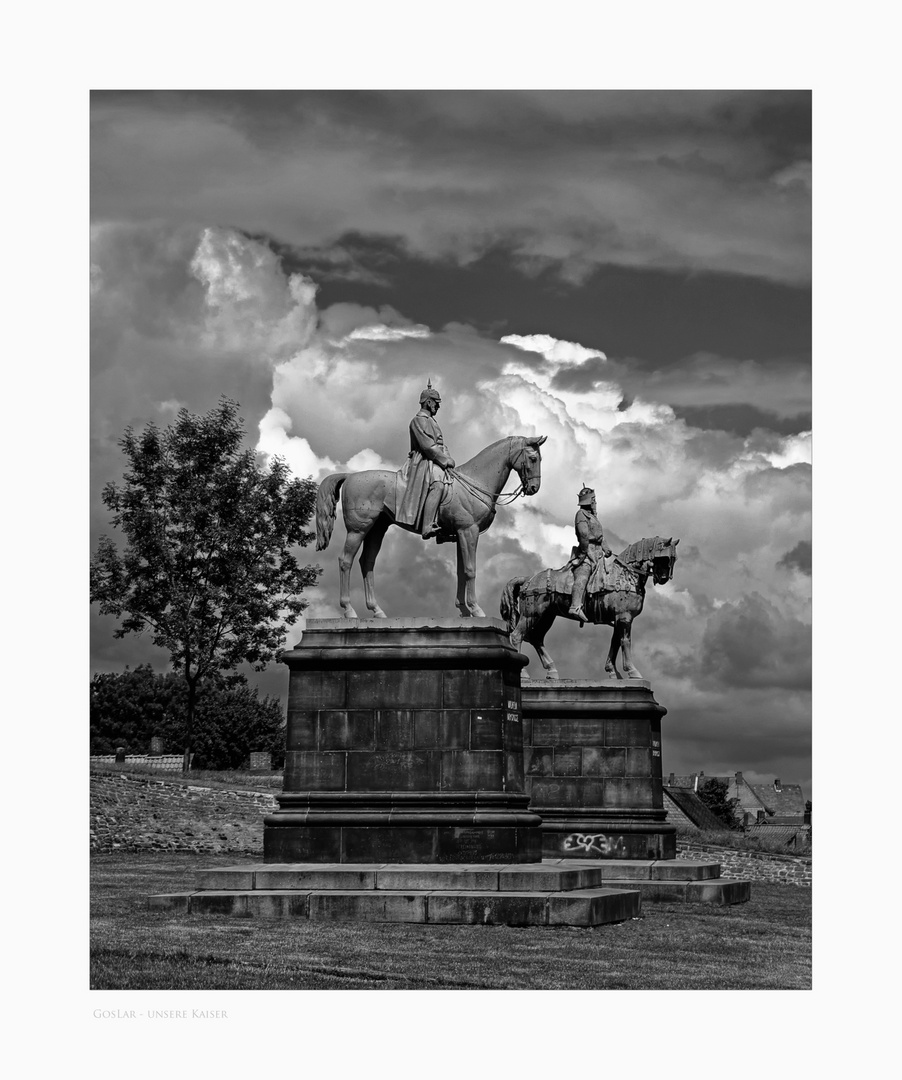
top-left (396, 409), bottom-right (454, 527)
top-left (573, 508), bottom-right (606, 564)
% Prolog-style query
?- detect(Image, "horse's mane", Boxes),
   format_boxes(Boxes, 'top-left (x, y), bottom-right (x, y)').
top-left (619, 537), bottom-right (661, 567)
top-left (458, 435), bottom-right (524, 472)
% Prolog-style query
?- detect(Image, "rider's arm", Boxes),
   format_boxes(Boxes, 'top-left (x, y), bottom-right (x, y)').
top-left (411, 417), bottom-right (455, 468)
top-left (575, 516), bottom-right (590, 555)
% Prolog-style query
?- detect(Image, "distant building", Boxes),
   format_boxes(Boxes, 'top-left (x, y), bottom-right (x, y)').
top-left (748, 776), bottom-right (808, 825)
top-left (666, 771), bottom-right (809, 832)
top-left (662, 785), bottom-right (731, 833)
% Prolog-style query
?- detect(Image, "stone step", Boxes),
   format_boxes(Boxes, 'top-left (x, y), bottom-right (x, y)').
top-left (195, 862), bottom-right (612, 893)
top-left (148, 886), bottom-right (641, 926)
top-left (593, 878), bottom-right (751, 905)
top-left (555, 858), bottom-right (722, 881)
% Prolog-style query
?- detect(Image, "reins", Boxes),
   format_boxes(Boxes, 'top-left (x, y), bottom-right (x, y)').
top-left (446, 438), bottom-right (531, 507)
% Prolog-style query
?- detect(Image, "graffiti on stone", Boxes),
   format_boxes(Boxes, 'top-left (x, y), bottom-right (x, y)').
top-left (563, 832), bottom-right (625, 856)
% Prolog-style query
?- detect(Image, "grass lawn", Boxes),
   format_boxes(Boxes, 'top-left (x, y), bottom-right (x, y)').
top-left (90, 852), bottom-right (811, 990)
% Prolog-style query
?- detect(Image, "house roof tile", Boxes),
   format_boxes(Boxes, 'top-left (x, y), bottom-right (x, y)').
top-left (664, 787), bottom-right (731, 832)
top-left (750, 783), bottom-right (806, 816)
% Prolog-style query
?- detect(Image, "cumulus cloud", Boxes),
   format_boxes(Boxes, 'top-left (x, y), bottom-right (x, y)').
top-left (500, 334), bottom-right (607, 367)
top-left (90, 223), bottom-right (325, 557)
top-left (778, 540), bottom-right (812, 575)
top-left (189, 227), bottom-right (318, 355)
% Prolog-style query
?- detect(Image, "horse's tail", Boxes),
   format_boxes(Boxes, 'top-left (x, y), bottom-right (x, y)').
top-left (500, 576), bottom-right (529, 631)
top-left (315, 473), bottom-right (348, 551)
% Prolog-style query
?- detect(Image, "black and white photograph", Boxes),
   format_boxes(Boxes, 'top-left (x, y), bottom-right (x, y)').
top-left (15, 0), bottom-right (902, 1066)
top-left (87, 86), bottom-right (813, 992)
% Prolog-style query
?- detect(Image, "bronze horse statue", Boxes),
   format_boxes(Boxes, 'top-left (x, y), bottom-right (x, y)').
top-left (500, 536), bottom-right (679, 679)
top-left (315, 435), bottom-right (547, 618)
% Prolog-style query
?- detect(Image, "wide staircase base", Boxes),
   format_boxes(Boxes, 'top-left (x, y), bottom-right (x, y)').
top-left (149, 860), bottom-right (640, 927)
top-left (561, 858), bottom-right (752, 904)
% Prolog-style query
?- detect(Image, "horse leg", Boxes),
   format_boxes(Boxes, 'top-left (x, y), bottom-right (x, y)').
top-left (455, 541), bottom-right (468, 617)
top-left (618, 614), bottom-right (643, 679)
top-left (456, 525), bottom-right (486, 617)
top-left (359, 515), bottom-right (390, 618)
top-left (530, 607), bottom-right (559, 679)
top-left (605, 621), bottom-right (623, 680)
top-left (338, 529), bottom-right (366, 618)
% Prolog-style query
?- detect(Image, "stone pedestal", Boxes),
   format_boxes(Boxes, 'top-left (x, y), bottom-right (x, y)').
top-left (521, 679), bottom-right (676, 860)
top-left (264, 619), bottom-right (542, 864)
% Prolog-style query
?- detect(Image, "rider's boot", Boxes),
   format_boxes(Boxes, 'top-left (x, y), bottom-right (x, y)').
top-left (568, 568), bottom-right (589, 624)
top-left (421, 483), bottom-right (443, 539)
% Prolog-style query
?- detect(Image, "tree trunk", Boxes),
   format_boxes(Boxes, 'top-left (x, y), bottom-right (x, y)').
top-left (183, 673), bottom-right (198, 773)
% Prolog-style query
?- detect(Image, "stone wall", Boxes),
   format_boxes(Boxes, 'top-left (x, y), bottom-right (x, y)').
top-left (677, 840), bottom-right (812, 887)
top-left (91, 770), bottom-right (276, 854)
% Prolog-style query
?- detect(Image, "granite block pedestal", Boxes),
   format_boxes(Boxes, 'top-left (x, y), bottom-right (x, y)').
top-left (522, 679), bottom-right (677, 860)
top-left (265, 618), bottom-right (542, 864)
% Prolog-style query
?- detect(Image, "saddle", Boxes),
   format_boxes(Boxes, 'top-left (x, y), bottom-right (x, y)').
top-left (550, 555), bottom-right (629, 597)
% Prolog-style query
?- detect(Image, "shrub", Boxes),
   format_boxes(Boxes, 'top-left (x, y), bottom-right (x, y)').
top-left (90, 665), bottom-right (285, 769)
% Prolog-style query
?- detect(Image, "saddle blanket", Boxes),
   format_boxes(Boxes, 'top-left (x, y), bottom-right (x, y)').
top-left (543, 556), bottom-right (632, 597)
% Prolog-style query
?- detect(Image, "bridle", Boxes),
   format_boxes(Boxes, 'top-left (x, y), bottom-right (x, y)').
top-left (446, 437), bottom-right (539, 508)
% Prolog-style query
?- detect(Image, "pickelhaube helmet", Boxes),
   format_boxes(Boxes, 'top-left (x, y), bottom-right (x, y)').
top-left (577, 485), bottom-right (595, 507)
top-left (419, 378), bottom-right (441, 405)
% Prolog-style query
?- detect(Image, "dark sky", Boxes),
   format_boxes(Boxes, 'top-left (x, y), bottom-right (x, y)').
top-left (91, 89), bottom-right (811, 794)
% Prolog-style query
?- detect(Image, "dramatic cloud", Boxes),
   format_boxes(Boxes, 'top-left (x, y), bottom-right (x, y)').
top-left (91, 90), bottom-right (811, 286)
top-left (699, 593), bottom-right (811, 691)
top-left (778, 540), bottom-right (812, 575)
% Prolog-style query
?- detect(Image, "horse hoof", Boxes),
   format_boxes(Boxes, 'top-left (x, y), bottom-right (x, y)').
top-left (341, 608), bottom-right (359, 619)
top-left (370, 608), bottom-right (388, 619)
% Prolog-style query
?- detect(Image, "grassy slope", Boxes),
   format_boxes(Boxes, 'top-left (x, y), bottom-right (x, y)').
top-left (91, 853), bottom-right (811, 991)
top-left (91, 763), bottom-right (284, 791)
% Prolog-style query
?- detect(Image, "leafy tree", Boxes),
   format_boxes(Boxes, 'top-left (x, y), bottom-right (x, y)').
top-left (90, 665), bottom-right (174, 753)
top-left (90, 665), bottom-right (285, 769)
top-left (697, 777), bottom-right (741, 829)
top-left (90, 399), bottom-right (320, 770)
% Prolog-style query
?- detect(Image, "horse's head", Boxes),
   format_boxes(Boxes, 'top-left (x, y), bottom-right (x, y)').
top-left (512, 435), bottom-right (546, 496)
top-left (652, 536), bottom-right (679, 585)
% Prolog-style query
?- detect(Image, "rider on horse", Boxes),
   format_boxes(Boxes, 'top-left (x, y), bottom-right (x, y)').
top-left (397, 379), bottom-right (456, 539)
top-left (567, 486), bottom-right (612, 623)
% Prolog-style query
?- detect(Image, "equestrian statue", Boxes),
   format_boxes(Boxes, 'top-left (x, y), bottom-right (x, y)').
top-left (315, 379), bottom-right (547, 618)
top-left (500, 486), bottom-right (679, 679)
